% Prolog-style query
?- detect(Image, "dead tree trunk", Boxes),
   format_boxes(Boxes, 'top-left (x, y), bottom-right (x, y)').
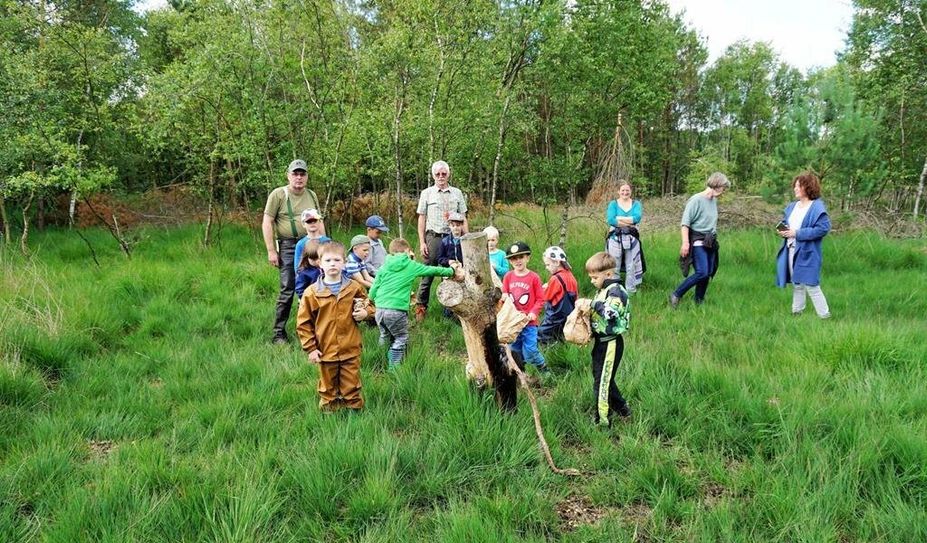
top-left (437, 231), bottom-right (517, 410)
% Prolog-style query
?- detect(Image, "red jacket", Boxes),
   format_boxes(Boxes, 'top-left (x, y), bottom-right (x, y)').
top-left (544, 269), bottom-right (578, 306)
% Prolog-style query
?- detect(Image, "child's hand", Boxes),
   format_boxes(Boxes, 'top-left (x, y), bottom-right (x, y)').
top-left (352, 307), bottom-right (369, 321)
top-left (527, 312), bottom-right (537, 322)
top-left (575, 298), bottom-right (592, 314)
top-left (450, 261), bottom-right (465, 281)
top-left (308, 350), bottom-right (322, 364)
top-left (542, 282), bottom-right (548, 290)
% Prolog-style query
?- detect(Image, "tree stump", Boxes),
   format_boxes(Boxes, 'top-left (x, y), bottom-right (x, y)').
top-left (437, 232), bottom-right (517, 410)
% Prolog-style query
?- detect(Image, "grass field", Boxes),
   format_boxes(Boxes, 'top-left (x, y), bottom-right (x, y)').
top-left (2, 212), bottom-right (926, 542)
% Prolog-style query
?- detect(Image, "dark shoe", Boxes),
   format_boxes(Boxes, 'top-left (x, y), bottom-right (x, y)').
top-left (669, 293), bottom-right (680, 309)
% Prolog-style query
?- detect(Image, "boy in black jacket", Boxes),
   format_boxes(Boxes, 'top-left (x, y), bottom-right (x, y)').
top-left (576, 251), bottom-right (632, 426)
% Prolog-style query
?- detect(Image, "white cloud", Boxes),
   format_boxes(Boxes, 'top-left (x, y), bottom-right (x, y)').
top-left (665, 0), bottom-right (854, 72)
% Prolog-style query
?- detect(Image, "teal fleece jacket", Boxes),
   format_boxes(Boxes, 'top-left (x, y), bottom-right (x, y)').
top-left (369, 253), bottom-right (454, 311)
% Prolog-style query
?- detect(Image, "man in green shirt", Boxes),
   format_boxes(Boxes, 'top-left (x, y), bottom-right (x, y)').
top-left (263, 159), bottom-right (325, 344)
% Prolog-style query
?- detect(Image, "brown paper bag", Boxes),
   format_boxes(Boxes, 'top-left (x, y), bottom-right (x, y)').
top-left (496, 295), bottom-right (530, 344)
top-left (563, 307), bottom-right (592, 346)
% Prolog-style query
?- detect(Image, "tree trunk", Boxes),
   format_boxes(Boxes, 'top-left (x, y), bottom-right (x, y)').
top-left (489, 91), bottom-right (512, 226)
top-left (915, 155), bottom-right (927, 220)
top-left (428, 24), bottom-right (446, 165)
top-left (225, 157), bottom-right (238, 209)
top-left (69, 128), bottom-right (84, 228)
top-left (20, 193), bottom-right (33, 254)
top-left (393, 85), bottom-right (406, 239)
top-left (558, 204), bottom-right (569, 248)
top-left (204, 159), bottom-right (216, 247)
top-left (0, 197), bottom-right (9, 244)
top-left (437, 232), bottom-right (517, 411)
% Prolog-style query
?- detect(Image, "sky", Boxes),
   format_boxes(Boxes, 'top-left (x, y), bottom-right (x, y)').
top-left (135, 0), bottom-right (855, 72)
top-left (664, 0), bottom-right (856, 72)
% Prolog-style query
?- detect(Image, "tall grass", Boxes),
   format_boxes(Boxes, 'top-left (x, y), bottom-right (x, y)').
top-left (1, 218), bottom-right (925, 541)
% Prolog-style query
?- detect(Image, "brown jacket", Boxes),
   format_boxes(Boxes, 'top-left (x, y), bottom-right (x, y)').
top-left (296, 276), bottom-right (374, 361)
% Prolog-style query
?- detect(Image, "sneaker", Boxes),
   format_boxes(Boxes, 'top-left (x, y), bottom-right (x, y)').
top-left (415, 305), bottom-right (427, 322)
top-left (669, 293), bottom-right (680, 309)
top-left (272, 335), bottom-right (288, 345)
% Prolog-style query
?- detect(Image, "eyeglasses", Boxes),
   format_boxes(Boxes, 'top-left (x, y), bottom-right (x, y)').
top-left (305, 219), bottom-right (319, 224)
top-left (434, 171), bottom-right (449, 177)
top-left (290, 171), bottom-right (307, 177)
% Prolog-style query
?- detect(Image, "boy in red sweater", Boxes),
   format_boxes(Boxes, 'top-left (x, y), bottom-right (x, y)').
top-left (538, 246), bottom-right (578, 345)
top-left (502, 241), bottom-right (548, 374)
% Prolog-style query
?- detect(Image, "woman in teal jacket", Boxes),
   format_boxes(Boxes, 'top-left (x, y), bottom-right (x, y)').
top-left (605, 182), bottom-right (645, 293)
top-left (776, 172), bottom-right (831, 318)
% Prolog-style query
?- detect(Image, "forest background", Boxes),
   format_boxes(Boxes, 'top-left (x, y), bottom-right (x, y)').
top-left (1, 0), bottom-right (926, 246)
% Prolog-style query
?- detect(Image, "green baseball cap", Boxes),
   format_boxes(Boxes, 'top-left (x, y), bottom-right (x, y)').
top-left (287, 159), bottom-right (307, 173)
top-left (350, 234), bottom-right (371, 249)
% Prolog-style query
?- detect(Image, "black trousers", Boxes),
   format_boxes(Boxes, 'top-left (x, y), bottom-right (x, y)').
top-left (591, 335), bottom-right (629, 424)
top-left (415, 230), bottom-right (446, 308)
top-left (273, 238), bottom-right (299, 339)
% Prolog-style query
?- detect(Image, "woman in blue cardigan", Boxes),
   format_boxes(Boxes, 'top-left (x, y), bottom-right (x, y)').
top-left (776, 172), bottom-right (831, 318)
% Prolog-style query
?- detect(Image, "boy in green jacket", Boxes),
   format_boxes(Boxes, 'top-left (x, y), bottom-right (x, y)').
top-left (369, 238), bottom-right (463, 369)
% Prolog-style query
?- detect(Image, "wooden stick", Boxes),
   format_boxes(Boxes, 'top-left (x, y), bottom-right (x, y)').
top-left (504, 346), bottom-right (582, 477)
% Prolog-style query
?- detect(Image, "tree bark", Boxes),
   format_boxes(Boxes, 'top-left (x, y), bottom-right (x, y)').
top-left (393, 85), bottom-right (406, 239)
top-left (20, 193), bottom-right (33, 254)
top-left (915, 155), bottom-right (927, 220)
top-left (489, 91), bottom-right (512, 226)
top-left (428, 19), bottom-right (446, 165)
top-left (204, 159), bottom-right (216, 247)
top-left (0, 197), bottom-right (9, 244)
top-left (437, 232), bottom-right (517, 411)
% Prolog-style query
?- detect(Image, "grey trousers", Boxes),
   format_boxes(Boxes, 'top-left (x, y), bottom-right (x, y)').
top-left (415, 231), bottom-right (446, 308)
top-left (273, 238), bottom-right (299, 339)
top-left (376, 308), bottom-right (410, 365)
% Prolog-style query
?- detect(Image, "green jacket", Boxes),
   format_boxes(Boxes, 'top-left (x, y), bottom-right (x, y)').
top-left (369, 253), bottom-right (454, 311)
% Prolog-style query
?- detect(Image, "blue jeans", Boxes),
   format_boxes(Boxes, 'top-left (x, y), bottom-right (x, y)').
top-left (511, 325), bottom-right (545, 368)
top-left (673, 246), bottom-right (715, 302)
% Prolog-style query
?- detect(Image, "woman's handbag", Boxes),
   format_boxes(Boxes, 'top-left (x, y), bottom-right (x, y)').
top-left (563, 307), bottom-right (592, 346)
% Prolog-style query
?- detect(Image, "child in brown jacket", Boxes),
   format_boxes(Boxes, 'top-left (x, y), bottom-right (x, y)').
top-left (296, 241), bottom-right (374, 411)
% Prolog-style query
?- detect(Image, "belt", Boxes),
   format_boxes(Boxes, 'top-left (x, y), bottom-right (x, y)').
top-left (426, 230), bottom-right (449, 237)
